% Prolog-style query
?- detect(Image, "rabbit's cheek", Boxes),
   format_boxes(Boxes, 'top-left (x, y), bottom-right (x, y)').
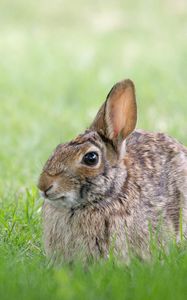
top-left (56, 177), bottom-right (75, 193)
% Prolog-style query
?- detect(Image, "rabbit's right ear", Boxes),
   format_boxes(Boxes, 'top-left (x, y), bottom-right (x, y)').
top-left (90, 79), bottom-right (137, 148)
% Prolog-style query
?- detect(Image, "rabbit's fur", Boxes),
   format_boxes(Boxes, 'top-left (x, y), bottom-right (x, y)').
top-left (38, 79), bottom-right (187, 263)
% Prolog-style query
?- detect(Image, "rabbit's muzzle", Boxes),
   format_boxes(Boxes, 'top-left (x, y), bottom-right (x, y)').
top-left (38, 171), bottom-right (79, 208)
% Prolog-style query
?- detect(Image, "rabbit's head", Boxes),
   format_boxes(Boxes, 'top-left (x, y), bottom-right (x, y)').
top-left (38, 79), bottom-right (137, 208)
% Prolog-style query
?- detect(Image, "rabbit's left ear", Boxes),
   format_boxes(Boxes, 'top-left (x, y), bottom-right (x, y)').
top-left (90, 79), bottom-right (137, 148)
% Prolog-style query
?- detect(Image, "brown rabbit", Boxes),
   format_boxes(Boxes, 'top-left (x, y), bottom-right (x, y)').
top-left (38, 79), bottom-right (187, 264)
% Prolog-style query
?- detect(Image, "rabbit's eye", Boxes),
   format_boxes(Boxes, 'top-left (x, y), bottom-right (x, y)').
top-left (82, 151), bottom-right (99, 166)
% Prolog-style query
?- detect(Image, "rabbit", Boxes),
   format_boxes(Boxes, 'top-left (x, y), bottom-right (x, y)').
top-left (38, 79), bottom-right (187, 264)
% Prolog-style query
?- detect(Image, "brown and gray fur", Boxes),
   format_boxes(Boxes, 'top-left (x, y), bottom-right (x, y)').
top-left (38, 79), bottom-right (187, 264)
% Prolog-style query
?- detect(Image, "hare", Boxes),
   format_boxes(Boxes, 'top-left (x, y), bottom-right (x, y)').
top-left (38, 79), bottom-right (187, 264)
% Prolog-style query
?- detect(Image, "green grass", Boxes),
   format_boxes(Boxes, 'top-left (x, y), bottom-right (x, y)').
top-left (0, 0), bottom-right (187, 299)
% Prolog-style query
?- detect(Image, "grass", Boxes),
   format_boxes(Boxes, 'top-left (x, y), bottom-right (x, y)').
top-left (0, 0), bottom-right (187, 299)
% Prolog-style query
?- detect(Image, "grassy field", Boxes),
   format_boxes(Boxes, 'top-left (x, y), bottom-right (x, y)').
top-left (0, 0), bottom-right (187, 299)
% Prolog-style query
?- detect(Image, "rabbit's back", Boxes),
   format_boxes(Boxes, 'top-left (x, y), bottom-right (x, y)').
top-left (125, 130), bottom-right (187, 201)
top-left (124, 130), bottom-right (187, 242)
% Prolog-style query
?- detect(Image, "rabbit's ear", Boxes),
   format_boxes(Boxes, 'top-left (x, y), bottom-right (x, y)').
top-left (90, 79), bottom-right (137, 147)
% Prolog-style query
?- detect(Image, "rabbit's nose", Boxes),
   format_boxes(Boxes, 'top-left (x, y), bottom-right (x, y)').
top-left (44, 185), bottom-right (54, 197)
top-left (38, 172), bottom-right (54, 197)
top-left (38, 185), bottom-right (54, 199)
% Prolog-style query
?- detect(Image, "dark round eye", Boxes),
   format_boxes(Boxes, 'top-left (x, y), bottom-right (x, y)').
top-left (82, 151), bottom-right (99, 166)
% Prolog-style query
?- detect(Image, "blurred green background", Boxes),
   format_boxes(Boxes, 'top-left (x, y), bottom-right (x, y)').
top-left (0, 0), bottom-right (187, 192)
top-left (0, 1), bottom-right (187, 299)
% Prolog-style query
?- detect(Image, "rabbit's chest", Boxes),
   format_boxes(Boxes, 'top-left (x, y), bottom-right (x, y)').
top-left (43, 203), bottom-right (129, 262)
top-left (58, 209), bottom-right (111, 260)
